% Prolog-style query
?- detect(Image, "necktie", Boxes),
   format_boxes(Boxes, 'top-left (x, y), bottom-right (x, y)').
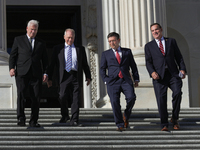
top-left (29, 38), bottom-right (33, 49)
top-left (159, 39), bottom-right (165, 56)
top-left (116, 50), bottom-right (123, 78)
top-left (66, 46), bottom-right (72, 72)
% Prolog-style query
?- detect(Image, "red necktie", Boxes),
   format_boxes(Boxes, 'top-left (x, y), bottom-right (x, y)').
top-left (159, 39), bottom-right (165, 56)
top-left (116, 50), bottom-right (123, 78)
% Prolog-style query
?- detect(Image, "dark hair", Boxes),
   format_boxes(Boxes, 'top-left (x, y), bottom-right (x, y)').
top-left (150, 23), bottom-right (162, 29)
top-left (107, 32), bottom-right (120, 39)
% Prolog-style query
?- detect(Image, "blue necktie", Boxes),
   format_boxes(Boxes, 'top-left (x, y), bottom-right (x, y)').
top-left (66, 46), bottom-right (72, 72)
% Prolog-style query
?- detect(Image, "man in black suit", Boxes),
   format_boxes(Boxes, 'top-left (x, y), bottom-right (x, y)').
top-left (9, 20), bottom-right (48, 127)
top-left (47, 28), bottom-right (91, 126)
top-left (144, 23), bottom-right (187, 131)
top-left (100, 32), bottom-right (139, 131)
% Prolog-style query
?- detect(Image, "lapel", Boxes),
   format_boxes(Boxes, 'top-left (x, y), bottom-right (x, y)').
top-left (152, 40), bottom-right (164, 56)
top-left (164, 37), bottom-right (168, 56)
top-left (75, 46), bottom-right (79, 62)
top-left (32, 38), bottom-right (37, 53)
top-left (24, 35), bottom-right (32, 52)
top-left (121, 47), bottom-right (125, 63)
top-left (108, 48), bottom-right (119, 64)
top-left (58, 44), bottom-right (65, 69)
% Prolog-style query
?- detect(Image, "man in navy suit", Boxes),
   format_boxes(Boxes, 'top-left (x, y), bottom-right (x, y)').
top-left (100, 32), bottom-right (139, 131)
top-left (9, 20), bottom-right (48, 127)
top-left (47, 29), bottom-right (91, 126)
top-left (145, 23), bottom-right (187, 131)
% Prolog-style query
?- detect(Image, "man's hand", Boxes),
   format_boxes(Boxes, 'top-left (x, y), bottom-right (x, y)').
top-left (151, 72), bottom-right (160, 80)
top-left (86, 78), bottom-right (91, 86)
top-left (10, 69), bottom-right (15, 77)
top-left (47, 80), bottom-right (52, 88)
top-left (134, 81), bottom-right (139, 87)
top-left (180, 70), bottom-right (186, 79)
top-left (43, 74), bottom-right (48, 82)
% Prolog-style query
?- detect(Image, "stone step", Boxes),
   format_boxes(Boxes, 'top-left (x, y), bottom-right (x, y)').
top-left (0, 108), bottom-right (200, 149)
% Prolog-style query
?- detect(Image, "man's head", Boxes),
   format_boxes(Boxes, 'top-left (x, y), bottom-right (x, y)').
top-left (107, 32), bottom-right (120, 50)
top-left (64, 28), bottom-right (75, 46)
top-left (26, 20), bottom-right (39, 38)
top-left (150, 23), bottom-right (163, 40)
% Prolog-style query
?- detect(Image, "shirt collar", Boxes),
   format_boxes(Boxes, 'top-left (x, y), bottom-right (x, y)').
top-left (155, 36), bottom-right (164, 43)
top-left (26, 34), bottom-right (34, 40)
top-left (65, 43), bottom-right (75, 48)
top-left (112, 46), bottom-right (121, 52)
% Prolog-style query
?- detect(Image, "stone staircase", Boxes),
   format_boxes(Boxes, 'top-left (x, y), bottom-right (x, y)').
top-left (0, 108), bottom-right (200, 150)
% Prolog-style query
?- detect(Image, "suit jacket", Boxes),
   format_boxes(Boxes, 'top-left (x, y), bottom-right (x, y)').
top-left (48, 44), bottom-right (91, 87)
top-left (100, 47), bottom-right (139, 86)
top-left (9, 35), bottom-right (48, 78)
top-left (145, 37), bottom-right (186, 79)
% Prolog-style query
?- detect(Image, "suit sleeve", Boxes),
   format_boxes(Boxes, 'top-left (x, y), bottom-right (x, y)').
top-left (172, 39), bottom-right (187, 72)
top-left (129, 50), bottom-right (140, 81)
top-left (100, 52), bottom-right (109, 83)
top-left (9, 37), bottom-right (18, 70)
top-left (144, 44), bottom-right (156, 77)
top-left (82, 47), bottom-right (91, 80)
top-left (41, 42), bottom-right (49, 74)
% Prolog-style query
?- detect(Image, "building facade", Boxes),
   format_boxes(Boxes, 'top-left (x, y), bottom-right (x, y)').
top-left (0, 0), bottom-right (199, 108)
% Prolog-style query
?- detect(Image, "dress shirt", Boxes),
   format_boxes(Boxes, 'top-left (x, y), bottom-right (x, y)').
top-left (112, 47), bottom-right (122, 59)
top-left (26, 34), bottom-right (35, 50)
top-left (155, 36), bottom-right (165, 53)
top-left (65, 43), bottom-right (78, 71)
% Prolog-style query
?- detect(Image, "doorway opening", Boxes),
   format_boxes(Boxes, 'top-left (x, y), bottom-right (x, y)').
top-left (7, 5), bottom-right (84, 108)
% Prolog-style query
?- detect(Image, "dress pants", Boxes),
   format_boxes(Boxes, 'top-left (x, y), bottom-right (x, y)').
top-left (153, 69), bottom-right (182, 128)
top-left (15, 68), bottom-right (42, 124)
top-left (59, 70), bottom-right (80, 124)
top-left (107, 77), bottom-right (136, 128)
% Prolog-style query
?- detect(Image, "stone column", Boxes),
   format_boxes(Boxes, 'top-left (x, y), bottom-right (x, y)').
top-left (0, 0), bottom-right (17, 108)
top-left (118, 0), bottom-right (168, 108)
top-left (96, 0), bottom-right (121, 108)
top-left (118, 0), bottom-right (189, 108)
top-left (0, 0), bottom-right (9, 64)
top-left (119, 0), bottom-right (167, 66)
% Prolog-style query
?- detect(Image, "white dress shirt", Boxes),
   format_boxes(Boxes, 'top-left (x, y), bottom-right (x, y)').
top-left (26, 34), bottom-right (35, 50)
top-left (112, 47), bottom-right (122, 59)
top-left (64, 43), bottom-right (78, 71)
top-left (155, 36), bottom-right (165, 53)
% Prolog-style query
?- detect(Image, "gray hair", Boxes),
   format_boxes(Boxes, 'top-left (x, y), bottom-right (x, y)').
top-left (27, 20), bottom-right (39, 28)
top-left (64, 28), bottom-right (75, 36)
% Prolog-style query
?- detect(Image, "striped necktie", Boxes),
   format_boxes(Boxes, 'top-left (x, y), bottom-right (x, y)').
top-left (159, 39), bottom-right (165, 56)
top-left (66, 46), bottom-right (72, 72)
top-left (116, 50), bottom-right (123, 78)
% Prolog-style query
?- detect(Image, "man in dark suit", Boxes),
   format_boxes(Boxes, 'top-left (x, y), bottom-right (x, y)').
top-left (100, 32), bottom-right (139, 131)
top-left (9, 20), bottom-right (48, 127)
top-left (144, 23), bottom-right (187, 131)
top-left (47, 28), bottom-right (91, 126)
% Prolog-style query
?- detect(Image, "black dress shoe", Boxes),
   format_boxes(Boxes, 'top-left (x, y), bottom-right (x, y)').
top-left (29, 123), bottom-right (41, 127)
top-left (59, 117), bottom-right (70, 123)
top-left (17, 120), bottom-right (26, 126)
top-left (70, 122), bottom-right (83, 127)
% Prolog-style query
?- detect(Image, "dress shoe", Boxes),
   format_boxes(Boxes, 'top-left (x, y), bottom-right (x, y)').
top-left (173, 124), bottom-right (180, 130)
top-left (70, 122), bottom-right (83, 127)
top-left (116, 127), bottom-right (125, 132)
top-left (161, 126), bottom-right (168, 131)
top-left (171, 118), bottom-right (180, 130)
top-left (59, 117), bottom-right (70, 123)
top-left (17, 120), bottom-right (26, 126)
top-left (29, 122), bottom-right (41, 127)
top-left (123, 113), bottom-right (129, 128)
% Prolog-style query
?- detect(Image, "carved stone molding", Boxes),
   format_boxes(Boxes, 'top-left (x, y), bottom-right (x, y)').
top-left (86, 3), bottom-right (98, 108)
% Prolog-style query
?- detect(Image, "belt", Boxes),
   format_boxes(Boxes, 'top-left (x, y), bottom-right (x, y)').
top-left (65, 70), bottom-right (77, 75)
